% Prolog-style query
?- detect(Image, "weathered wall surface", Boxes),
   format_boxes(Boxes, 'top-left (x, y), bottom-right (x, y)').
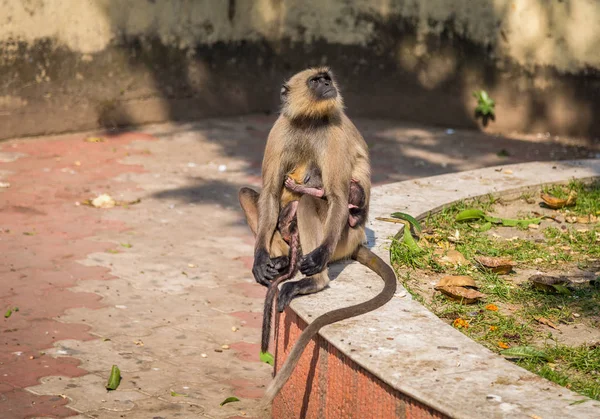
top-left (1, 0), bottom-right (599, 140)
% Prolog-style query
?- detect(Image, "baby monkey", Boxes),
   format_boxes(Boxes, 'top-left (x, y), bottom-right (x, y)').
top-left (260, 164), bottom-right (366, 353)
top-left (280, 162), bottom-right (366, 234)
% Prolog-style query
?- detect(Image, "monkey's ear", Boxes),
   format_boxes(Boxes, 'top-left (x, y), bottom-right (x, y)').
top-left (280, 84), bottom-right (290, 101)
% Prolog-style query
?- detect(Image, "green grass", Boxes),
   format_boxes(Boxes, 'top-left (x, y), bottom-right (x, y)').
top-left (543, 180), bottom-right (600, 217)
top-left (391, 181), bottom-right (600, 401)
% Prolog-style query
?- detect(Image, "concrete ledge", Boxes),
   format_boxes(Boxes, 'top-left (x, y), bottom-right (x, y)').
top-left (273, 159), bottom-right (600, 419)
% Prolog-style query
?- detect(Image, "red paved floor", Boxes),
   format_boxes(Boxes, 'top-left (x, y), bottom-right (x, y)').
top-left (0, 131), bottom-right (154, 418)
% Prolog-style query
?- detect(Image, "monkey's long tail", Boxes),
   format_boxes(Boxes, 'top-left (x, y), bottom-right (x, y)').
top-left (261, 231), bottom-right (300, 354)
top-left (261, 244), bottom-right (397, 405)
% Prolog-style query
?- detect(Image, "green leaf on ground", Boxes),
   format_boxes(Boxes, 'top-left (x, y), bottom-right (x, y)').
top-left (4, 308), bottom-right (12, 318)
top-left (106, 365), bottom-right (121, 391)
top-left (260, 351), bottom-right (274, 366)
top-left (170, 390), bottom-right (188, 397)
top-left (390, 212), bottom-right (422, 233)
top-left (220, 396), bottom-right (240, 406)
top-left (456, 209), bottom-right (486, 222)
top-left (500, 346), bottom-right (550, 361)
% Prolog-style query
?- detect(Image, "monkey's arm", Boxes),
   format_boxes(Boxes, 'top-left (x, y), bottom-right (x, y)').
top-left (300, 165), bottom-right (350, 276)
top-left (253, 132), bottom-right (287, 286)
top-left (284, 178), bottom-right (324, 198)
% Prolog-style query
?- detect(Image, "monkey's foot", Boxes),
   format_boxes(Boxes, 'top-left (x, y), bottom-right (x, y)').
top-left (277, 277), bottom-right (321, 312)
top-left (277, 281), bottom-right (300, 312)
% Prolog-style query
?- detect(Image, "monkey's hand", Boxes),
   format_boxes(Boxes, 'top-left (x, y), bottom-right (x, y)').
top-left (300, 245), bottom-right (330, 276)
top-left (252, 248), bottom-right (279, 286)
top-left (285, 178), bottom-right (325, 198)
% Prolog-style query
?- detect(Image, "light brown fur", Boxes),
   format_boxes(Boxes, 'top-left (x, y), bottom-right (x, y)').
top-left (239, 67), bottom-right (397, 410)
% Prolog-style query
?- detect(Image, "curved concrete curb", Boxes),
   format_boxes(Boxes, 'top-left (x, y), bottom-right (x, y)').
top-left (273, 159), bottom-right (600, 418)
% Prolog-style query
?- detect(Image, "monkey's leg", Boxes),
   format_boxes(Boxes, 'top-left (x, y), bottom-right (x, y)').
top-left (277, 195), bottom-right (329, 312)
top-left (238, 187), bottom-right (290, 269)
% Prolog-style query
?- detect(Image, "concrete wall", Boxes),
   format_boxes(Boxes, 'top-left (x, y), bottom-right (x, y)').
top-left (1, 0), bottom-right (599, 140)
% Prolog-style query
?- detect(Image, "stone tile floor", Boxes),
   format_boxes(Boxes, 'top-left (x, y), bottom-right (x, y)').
top-left (0, 115), bottom-right (598, 418)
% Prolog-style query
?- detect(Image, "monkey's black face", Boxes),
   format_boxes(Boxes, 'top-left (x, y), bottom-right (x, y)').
top-left (308, 73), bottom-right (337, 100)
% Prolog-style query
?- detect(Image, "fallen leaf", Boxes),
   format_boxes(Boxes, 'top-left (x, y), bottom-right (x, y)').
top-left (120, 243), bottom-right (132, 248)
top-left (375, 217), bottom-right (405, 224)
top-left (485, 304), bottom-right (499, 312)
top-left (133, 340), bottom-right (144, 346)
top-left (220, 396), bottom-right (240, 406)
top-left (535, 317), bottom-right (558, 329)
top-left (85, 136), bottom-right (105, 143)
top-left (259, 351), bottom-right (274, 366)
top-left (91, 194), bottom-right (116, 208)
top-left (540, 190), bottom-right (577, 209)
top-left (500, 346), bottom-right (550, 361)
top-left (4, 308), bottom-right (12, 318)
top-left (170, 390), bottom-right (188, 397)
top-left (105, 365), bottom-right (121, 391)
top-left (498, 341), bottom-right (510, 349)
top-left (474, 256), bottom-right (515, 275)
top-left (456, 209), bottom-right (486, 222)
top-left (435, 275), bottom-right (478, 289)
top-left (436, 286), bottom-right (485, 304)
top-left (390, 212), bottom-right (422, 233)
top-left (434, 249), bottom-right (469, 266)
top-left (529, 275), bottom-right (570, 294)
top-left (453, 318), bottom-right (469, 329)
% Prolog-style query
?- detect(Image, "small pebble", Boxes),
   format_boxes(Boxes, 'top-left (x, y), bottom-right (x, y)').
top-left (231, 326), bottom-right (238, 332)
top-left (218, 164), bottom-right (227, 172)
top-left (573, 313), bottom-right (580, 318)
top-left (201, 353), bottom-right (207, 358)
top-left (214, 349), bottom-right (223, 353)
top-left (221, 344), bottom-right (230, 350)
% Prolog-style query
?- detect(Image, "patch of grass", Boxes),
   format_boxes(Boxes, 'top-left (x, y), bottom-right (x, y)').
top-left (543, 180), bottom-right (600, 216)
top-left (517, 344), bottom-right (600, 401)
top-left (391, 181), bottom-right (600, 401)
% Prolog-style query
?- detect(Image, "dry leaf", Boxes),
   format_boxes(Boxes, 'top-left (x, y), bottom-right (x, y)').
top-left (485, 304), bottom-right (499, 312)
top-left (85, 136), bottom-right (105, 143)
top-left (434, 249), bottom-right (469, 266)
top-left (474, 256), bottom-right (515, 275)
top-left (574, 215), bottom-right (598, 224)
top-left (535, 317), bottom-right (558, 330)
top-left (436, 286), bottom-right (485, 304)
top-left (540, 190), bottom-right (577, 209)
top-left (435, 275), bottom-right (478, 289)
top-left (529, 275), bottom-right (570, 293)
top-left (91, 194), bottom-right (116, 208)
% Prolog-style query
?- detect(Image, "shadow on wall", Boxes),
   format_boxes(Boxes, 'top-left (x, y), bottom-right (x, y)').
top-left (89, 0), bottom-right (600, 140)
